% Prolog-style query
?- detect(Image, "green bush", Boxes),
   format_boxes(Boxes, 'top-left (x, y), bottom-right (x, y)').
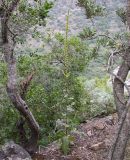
top-left (0, 36), bottom-right (114, 148)
top-left (18, 34), bottom-right (92, 145)
top-left (85, 76), bottom-right (115, 117)
top-left (0, 31), bottom-right (93, 146)
top-left (0, 62), bottom-right (19, 144)
top-left (78, 0), bottom-right (104, 18)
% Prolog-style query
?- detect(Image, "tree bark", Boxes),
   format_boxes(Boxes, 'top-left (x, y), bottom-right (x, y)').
top-left (0, 0), bottom-right (40, 154)
top-left (109, 0), bottom-right (130, 159)
top-left (127, 0), bottom-right (130, 32)
top-left (108, 99), bottom-right (130, 160)
top-left (113, 54), bottom-right (130, 118)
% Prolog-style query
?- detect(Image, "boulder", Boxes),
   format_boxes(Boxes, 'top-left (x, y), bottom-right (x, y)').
top-left (89, 142), bottom-right (106, 151)
top-left (93, 122), bottom-right (105, 130)
top-left (0, 141), bottom-right (32, 160)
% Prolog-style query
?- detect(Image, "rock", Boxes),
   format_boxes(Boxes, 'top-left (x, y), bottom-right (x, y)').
top-left (104, 139), bottom-right (112, 147)
top-left (0, 150), bottom-right (6, 159)
top-left (105, 113), bottom-right (118, 126)
top-left (0, 141), bottom-right (32, 160)
top-left (89, 142), bottom-right (105, 151)
top-left (105, 115), bottom-right (115, 125)
top-left (94, 122), bottom-right (105, 130)
top-left (87, 130), bottom-right (93, 137)
top-left (112, 113), bottom-right (118, 124)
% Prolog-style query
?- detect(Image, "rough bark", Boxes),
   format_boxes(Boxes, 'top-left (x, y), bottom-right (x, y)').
top-left (17, 72), bottom-right (35, 146)
top-left (127, 0), bottom-right (130, 33)
top-left (0, 0), bottom-right (40, 154)
top-left (16, 116), bottom-right (27, 146)
top-left (109, 0), bottom-right (130, 159)
top-left (113, 54), bottom-right (130, 118)
top-left (108, 99), bottom-right (130, 160)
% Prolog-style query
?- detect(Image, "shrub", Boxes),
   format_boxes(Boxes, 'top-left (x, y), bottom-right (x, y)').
top-left (78, 0), bottom-right (104, 18)
top-left (85, 76), bottom-right (115, 117)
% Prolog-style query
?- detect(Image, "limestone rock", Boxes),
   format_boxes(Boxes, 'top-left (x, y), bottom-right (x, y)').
top-left (87, 130), bottom-right (93, 137)
top-left (0, 141), bottom-right (32, 160)
top-left (94, 122), bottom-right (105, 130)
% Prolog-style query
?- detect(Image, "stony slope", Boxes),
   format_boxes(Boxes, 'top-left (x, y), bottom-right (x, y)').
top-left (33, 114), bottom-right (118, 160)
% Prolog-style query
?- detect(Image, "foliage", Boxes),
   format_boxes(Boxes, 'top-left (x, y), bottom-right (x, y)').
top-left (59, 135), bottom-right (74, 155)
top-left (0, 54), bottom-right (114, 146)
top-left (85, 76), bottom-right (115, 117)
top-left (0, 26), bottom-right (93, 147)
top-left (79, 27), bottom-right (96, 39)
top-left (78, 0), bottom-right (104, 18)
top-left (116, 8), bottom-right (127, 24)
top-left (0, 61), bottom-right (19, 144)
top-left (18, 0), bottom-right (53, 20)
top-left (0, 0), bottom-right (121, 155)
top-left (38, 0), bottom-right (53, 19)
top-left (10, 0), bottom-right (53, 39)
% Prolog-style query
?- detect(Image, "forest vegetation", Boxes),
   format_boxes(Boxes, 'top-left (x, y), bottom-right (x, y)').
top-left (0, 0), bottom-right (130, 159)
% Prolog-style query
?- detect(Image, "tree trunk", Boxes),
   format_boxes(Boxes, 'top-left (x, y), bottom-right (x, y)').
top-left (0, 0), bottom-right (40, 154)
top-left (108, 99), bottom-right (130, 160)
top-left (109, 0), bottom-right (130, 159)
top-left (113, 55), bottom-right (130, 118)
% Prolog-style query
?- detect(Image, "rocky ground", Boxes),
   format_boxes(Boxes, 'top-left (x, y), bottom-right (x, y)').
top-left (0, 141), bottom-right (32, 160)
top-left (1, 114), bottom-right (129, 160)
top-left (33, 114), bottom-right (119, 160)
top-left (32, 113), bottom-right (130, 160)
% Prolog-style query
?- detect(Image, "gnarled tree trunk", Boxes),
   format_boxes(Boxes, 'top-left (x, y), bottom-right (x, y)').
top-left (0, 0), bottom-right (40, 154)
top-left (109, 0), bottom-right (130, 159)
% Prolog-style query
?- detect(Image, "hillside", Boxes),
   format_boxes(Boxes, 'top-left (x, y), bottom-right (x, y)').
top-left (0, 0), bottom-right (129, 160)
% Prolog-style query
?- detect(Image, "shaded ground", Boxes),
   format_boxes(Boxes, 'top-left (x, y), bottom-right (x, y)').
top-left (33, 114), bottom-right (119, 160)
